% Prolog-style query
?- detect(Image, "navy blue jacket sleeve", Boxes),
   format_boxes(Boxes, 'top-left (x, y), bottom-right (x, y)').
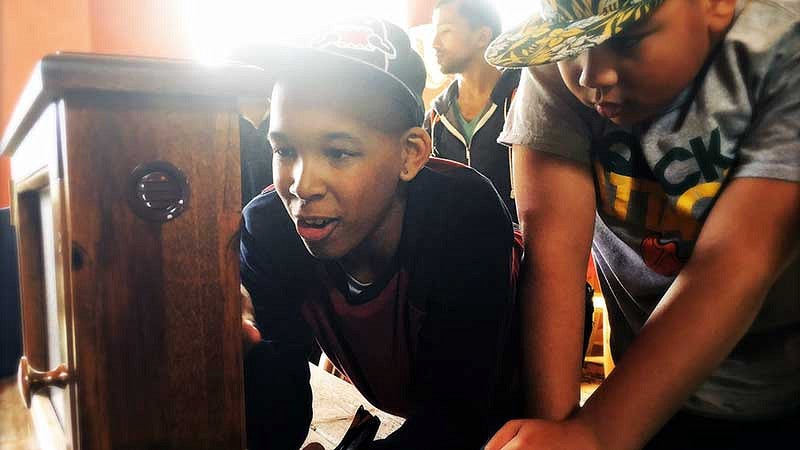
top-left (240, 200), bottom-right (314, 450)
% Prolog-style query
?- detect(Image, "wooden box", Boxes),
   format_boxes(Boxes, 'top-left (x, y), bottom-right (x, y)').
top-left (1, 53), bottom-right (269, 449)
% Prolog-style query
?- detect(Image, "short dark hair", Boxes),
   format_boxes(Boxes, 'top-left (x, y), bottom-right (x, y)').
top-left (435, 0), bottom-right (502, 40)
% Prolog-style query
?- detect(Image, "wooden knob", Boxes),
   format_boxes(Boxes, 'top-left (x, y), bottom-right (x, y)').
top-left (17, 356), bottom-right (72, 408)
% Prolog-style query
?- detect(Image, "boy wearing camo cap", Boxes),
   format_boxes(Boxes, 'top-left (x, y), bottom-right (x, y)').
top-left (483, 1), bottom-right (800, 449)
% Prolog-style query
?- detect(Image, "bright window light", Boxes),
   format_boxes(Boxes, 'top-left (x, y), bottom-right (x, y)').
top-left (183, 1), bottom-right (540, 64)
top-left (184, 0), bottom-right (409, 64)
top-left (498, 0), bottom-right (540, 31)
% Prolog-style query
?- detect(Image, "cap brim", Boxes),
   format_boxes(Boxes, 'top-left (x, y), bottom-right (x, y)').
top-left (485, 0), bottom-right (664, 67)
top-left (230, 44), bottom-right (423, 124)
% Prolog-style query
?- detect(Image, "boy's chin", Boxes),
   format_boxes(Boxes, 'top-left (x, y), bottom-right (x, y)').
top-left (613, 101), bottom-right (678, 127)
top-left (607, 115), bottom-right (633, 126)
top-left (302, 242), bottom-right (347, 261)
top-left (607, 111), bottom-right (652, 127)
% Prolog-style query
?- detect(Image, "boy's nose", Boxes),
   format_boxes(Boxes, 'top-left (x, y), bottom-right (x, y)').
top-left (432, 34), bottom-right (442, 51)
top-left (578, 45), bottom-right (619, 91)
top-left (288, 160), bottom-right (325, 201)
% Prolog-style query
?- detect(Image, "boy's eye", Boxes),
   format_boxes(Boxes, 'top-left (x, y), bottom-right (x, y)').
top-left (435, 27), bottom-right (452, 37)
top-left (609, 34), bottom-right (644, 54)
top-left (324, 148), bottom-right (358, 161)
top-left (273, 147), bottom-right (296, 159)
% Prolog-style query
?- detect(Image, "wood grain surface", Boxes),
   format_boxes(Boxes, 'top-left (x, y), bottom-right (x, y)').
top-left (62, 92), bottom-right (244, 449)
top-left (4, 53), bottom-right (272, 449)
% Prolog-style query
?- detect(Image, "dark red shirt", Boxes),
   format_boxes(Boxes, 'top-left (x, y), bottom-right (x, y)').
top-left (241, 158), bottom-right (522, 449)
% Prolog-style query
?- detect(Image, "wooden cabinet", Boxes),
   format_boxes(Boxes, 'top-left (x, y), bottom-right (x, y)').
top-left (1, 53), bottom-right (269, 449)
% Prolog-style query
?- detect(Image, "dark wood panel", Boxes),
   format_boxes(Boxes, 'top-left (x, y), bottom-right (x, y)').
top-left (14, 189), bottom-right (49, 372)
top-left (12, 104), bottom-right (77, 449)
top-left (62, 91), bottom-right (244, 449)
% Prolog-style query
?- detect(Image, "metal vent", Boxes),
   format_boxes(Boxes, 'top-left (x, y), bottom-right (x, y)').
top-left (128, 161), bottom-right (189, 222)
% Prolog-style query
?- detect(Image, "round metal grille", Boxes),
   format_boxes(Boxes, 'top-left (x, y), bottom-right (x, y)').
top-left (128, 161), bottom-right (188, 222)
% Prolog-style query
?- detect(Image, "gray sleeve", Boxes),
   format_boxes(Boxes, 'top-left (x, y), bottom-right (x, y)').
top-left (498, 64), bottom-right (593, 165)
top-left (733, 33), bottom-right (800, 182)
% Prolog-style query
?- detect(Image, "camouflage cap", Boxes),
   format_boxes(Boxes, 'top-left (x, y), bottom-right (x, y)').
top-left (485, 0), bottom-right (665, 67)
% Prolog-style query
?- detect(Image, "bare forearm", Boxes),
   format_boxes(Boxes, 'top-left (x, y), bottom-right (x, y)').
top-left (579, 260), bottom-right (773, 448)
top-left (514, 147), bottom-right (596, 419)
top-left (578, 179), bottom-right (800, 450)
top-left (519, 230), bottom-right (591, 419)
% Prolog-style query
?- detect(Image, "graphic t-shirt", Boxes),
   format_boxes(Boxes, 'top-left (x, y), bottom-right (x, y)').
top-left (500, 0), bottom-right (800, 419)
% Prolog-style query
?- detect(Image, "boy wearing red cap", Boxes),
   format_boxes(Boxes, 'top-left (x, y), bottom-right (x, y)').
top-left (240, 18), bottom-right (522, 450)
top-left (484, 0), bottom-right (799, 449)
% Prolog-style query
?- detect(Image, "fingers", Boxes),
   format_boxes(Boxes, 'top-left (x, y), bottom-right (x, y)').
top-left (241, 284), bottom-right (261, 354)
top-left (484, 420), bottom-right (524, 450)
top-left (243, 318), bottom-right (261, 346)
top-left (241, 284), bottom-right (255, 322)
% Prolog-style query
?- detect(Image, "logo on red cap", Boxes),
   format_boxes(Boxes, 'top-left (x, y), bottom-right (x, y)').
top-left (314, 25), bottom-right (397, 60)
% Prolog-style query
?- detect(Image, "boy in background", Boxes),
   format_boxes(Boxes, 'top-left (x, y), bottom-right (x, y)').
top-left (426, 0), bottom-right (521, 221)
top-left (484, 0), bottom-right (800, 449)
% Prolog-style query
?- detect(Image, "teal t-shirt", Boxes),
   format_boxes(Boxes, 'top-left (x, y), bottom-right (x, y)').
top-left (453, 101), bottom-right (491, 144)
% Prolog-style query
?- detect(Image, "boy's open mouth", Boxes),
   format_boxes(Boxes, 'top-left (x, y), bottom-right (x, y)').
top-left (296, 217), bottom-right (340, 242)
top-left (595, 102), bottom-right (622, 119)
top-left (299, 218), bottom-right (337, 228)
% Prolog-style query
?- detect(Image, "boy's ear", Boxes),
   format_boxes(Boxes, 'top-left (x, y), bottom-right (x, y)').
top-left (477, 26), bottom-right (494, 49)
top-left (705, 0), bottom-right (737, 35)
top-left (399, 127), bottom-right (431, 182)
